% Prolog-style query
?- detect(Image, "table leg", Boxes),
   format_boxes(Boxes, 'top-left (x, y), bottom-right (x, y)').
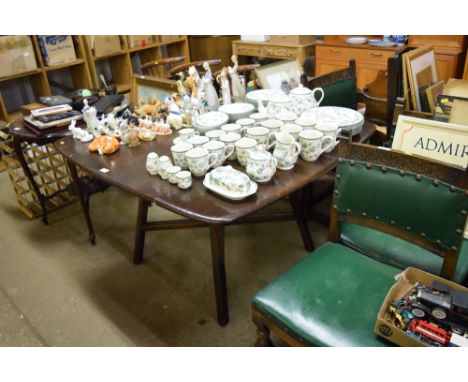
top-left (209, 224), bottom-right (229, 326)
top-left (290, 190), bottom-right (315, 252)
top-left (67, 159), bottom-right (96, 244)
top-left (13, 137), bottom-right (49, 225)
top-left (133, 198), bottom-right (150, 264)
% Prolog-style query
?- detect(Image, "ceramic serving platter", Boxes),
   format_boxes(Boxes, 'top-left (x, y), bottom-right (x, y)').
top-left (195, 112), bottom-right (229, 129)
top-left (303, 106), bottom-right (364, 134)
top-left (245, 89), bottom-right (286, 107)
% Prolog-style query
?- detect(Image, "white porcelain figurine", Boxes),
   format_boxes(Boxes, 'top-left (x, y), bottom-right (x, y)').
top-left (217, 67), bottom-right (231, 106)
top-left (228, 55), bottom-right (245, 103)
top-left (202, 61), bottom-right (220, 111)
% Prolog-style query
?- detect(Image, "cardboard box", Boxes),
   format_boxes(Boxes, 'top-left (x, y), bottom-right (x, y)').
top-left (374, 267), bottom-right (468, 347)
top-left (37, 35), bottom-right (76, 66)
top-left (88, 35), bottom-right (122, 57)
top-left (269, 35), bottom-right (316, 45)
top-left (240, 35), bottom-right (271, 42)
top-left (127, 35), bottom-right (154, 49)
top-left (0, 36), bottom-right (37, 78)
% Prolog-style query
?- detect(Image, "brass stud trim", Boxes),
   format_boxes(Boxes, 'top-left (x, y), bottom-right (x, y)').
top-left (433, 180), bottom-right (439, 187)
top-left (449, 186), bottom-right (456, 192)
top-left (461, 210), bottom-right (467, 216)
top-left (415, 174), bottom-right (422, 181)
top-left (381, 166), bottom-right (387, 173)
top-left (366, 163), bottom-right (372, 169)
top-left (399, 170), bottom-right (405, 176)
top-left (336, 174), bottom-right (341, 179)
top-left (334, 190), bottom-right (339, 195)
top-left (436, 239), bottom-right (442, 245)
top-left (465, 191), bottom-right (468, 197)
top-left (420, 232), bottom-right (426, 238)
top-left (390, 220), bottom-right (395, 225)
top-left (350, 160), bottom-right (355, 166)
top-left (333, 204), bottom-right (338, 209)
top-left (338, 158), bottom-right (343, 163)
top-left (375, 216), bottom-right (380, 220)
top-left (456, 229), bottom-right (462, 235)
top-left (362, 212), bottom-right (367, 217)
top-left (451, 246), bottom-right (458, 251)
top-left (346, 208), bottom-right (351, 213)
top-left (406, 226), bottom-right (412, 231)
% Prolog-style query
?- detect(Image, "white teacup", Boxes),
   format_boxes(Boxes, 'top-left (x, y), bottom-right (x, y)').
top-left (260, 119), bottom-right (284, 133)
top-left (170, 142), bottom-right (193, 169)
top-left (185, 147), bottom-right (218, 177)
top-left (220, 133), bottom-right (242, 160)
top-left (179, 128), bottom-right (199, 142)
top-left (235, 137), bottom-right (258, 166)
top-left (249, 112), bottom-right (267, 124)
top-left (277, 111), bottom-right (298, 125)
top-left (203, 140), bottom-right (235, 168)
top-left (205, 129), bottom-right (226, 141)
top-left (280, 123), bottom-right (303, 140)
top-left (146, 152), bottom-right (159, 175)
top-left (295, 116), bottom-right (316, 130)
top-left (236, 118), bottom-right (256, 130)
top-left (221, 123), bottom-right (244, 136)
top-left (166, 165), bottom-right (181, 184)
top-left (299, 130), bottom-right (335, 162)
top-left (187, 135), bottom-right (210, 148)
top-left (158, 156), bottom-right (172, 179)
top-left (315, 122), bottom-right (342, 153)
top-left (176, 170), bottom-right (192, 190)
top-left (246, 126), bottom-right (275, 147)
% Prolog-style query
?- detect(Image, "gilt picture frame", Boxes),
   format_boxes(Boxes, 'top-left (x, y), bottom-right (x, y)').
top-left (255, 60), bottom-right (303, 91)
top-left (132, 74), bottom-right (178, 106)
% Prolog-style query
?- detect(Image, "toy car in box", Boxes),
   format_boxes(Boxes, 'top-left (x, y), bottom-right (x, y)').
top-left (374, 267), bottom-right (468, 347)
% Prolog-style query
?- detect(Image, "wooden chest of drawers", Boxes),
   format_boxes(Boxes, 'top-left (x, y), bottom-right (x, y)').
top-left (315, 40), bottom-right (404, 97)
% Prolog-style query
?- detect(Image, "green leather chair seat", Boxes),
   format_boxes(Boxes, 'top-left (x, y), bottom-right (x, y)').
top-left (341, 223), bottom-right (468, 285)
top-left (252, 242), bottom-right (400, 346)
top-left (320, 77), bottom-right (358, 110)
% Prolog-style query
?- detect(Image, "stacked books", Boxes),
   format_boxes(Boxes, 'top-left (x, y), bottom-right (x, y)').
top-left (23, 104), bottom-right (82, 134)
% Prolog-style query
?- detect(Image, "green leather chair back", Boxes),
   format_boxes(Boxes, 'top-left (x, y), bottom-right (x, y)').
top-left (320, 77), bottom-right (358, 110)
top-left (333, 159), bottom-right (468, 254)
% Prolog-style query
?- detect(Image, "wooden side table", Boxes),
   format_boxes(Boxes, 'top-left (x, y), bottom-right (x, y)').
top-left (232, 39), bottom-right (315, 67)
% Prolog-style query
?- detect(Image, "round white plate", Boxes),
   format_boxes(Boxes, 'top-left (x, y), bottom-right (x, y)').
top-left (346, 36), bottom-right (368, 45)
top-left (303, 106), bottom-right (364, 130)
top-left (218, 103), bottom-right (255, 116)
top-left (368, 39), bottom-right (396, 47)
top-left (246, 89), bottom-right (286, 106)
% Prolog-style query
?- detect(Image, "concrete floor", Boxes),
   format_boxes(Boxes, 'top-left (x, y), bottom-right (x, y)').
top-left (0, 170), bottom-right (328, 346)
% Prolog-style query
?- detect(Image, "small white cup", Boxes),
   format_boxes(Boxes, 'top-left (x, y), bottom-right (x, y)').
top-left (299, 129), bottom-right (335, 162)
top-left (205, 129), bottom-right (226, 141)
top-left (187, 135), bottom-right (210, 148)
top-left (203, 140), bottom-right (235, 168)
top-left (220, 133), bottom-right (242, 160)
top-left (221, 123), bottom-right (244, 136)
top-left (280, 123), bottom-right (303, 140)
top-left (176, 170), bottom-right (192, 190)
top-left (185, 147), bottom-right (218, 177)
top-left (179, 128), bottom-right (199, 142)
top-left (295, 116), bottom-right (316, 130)
top-left (166, 165), bottom-right (182, 184)
top-left (235, 137), bottom-right (258, 166)
top-left (249, 112), bottom-right (268, 124)
top-left (236, 118), bottom-right (256, 130)
top-left (315, 122), bottom-right (342, 153)
top-left (246, 126), bottom-right (275, 148)
top-left (158, 156), bottom-right (172, 179)
top-left (146, 152), bottom-right (159, 175)
top-left (171, 142), bottom-right (193, 169)
top-left (260, 119), bottom-right (284, 133)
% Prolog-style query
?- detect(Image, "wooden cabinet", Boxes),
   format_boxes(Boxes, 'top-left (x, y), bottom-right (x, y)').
top-left (0, 36), bottom-right (92, 123)
top-left (84, 35), bottom-right (190, 94)
top-left (189, 35), bottom-right (239, 70)
top-left (408, 35), bottom-right (466, 81)
top-left (315, 38), bottom-right (403, 97)
top-left (464, 54), bottom-right (468, 80)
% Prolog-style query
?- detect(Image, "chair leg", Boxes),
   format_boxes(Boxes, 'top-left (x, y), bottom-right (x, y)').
top-left (254, 323), bottom-right (274, 347)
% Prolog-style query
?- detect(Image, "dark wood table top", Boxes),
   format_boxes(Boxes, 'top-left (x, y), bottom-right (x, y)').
top-left (6, 121), bottom-right (72, 145)
top-left (55, 122), bottom-right (375, 224)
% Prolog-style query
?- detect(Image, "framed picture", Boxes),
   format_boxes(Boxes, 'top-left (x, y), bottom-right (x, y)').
top-left (392, 115), bottom-right (468, 168)
top-left (425, 80), bottom-right (445, 114)
top-left (255, 60), bottom-right (303, 92)
top-left (404, 47), bottom-right (438, 112)
top-left (132, 74), bottom-right (178, 106)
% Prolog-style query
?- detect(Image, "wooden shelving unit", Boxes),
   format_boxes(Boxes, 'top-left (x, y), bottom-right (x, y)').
top-left (0, 36), bottom-right (92, 123)
top-left (83, 35), bottom-right (190, 93)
